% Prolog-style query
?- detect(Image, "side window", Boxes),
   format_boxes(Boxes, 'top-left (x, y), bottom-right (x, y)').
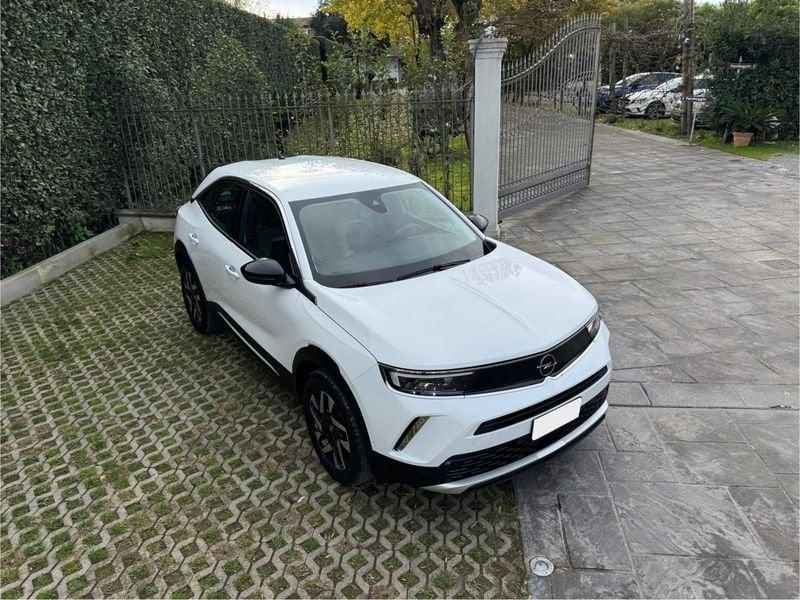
top-left (199, 182), bottom-right (243, 237)
top-left (238, 191), bottom-right (292, 272)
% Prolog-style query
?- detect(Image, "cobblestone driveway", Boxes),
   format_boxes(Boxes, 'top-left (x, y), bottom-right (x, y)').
top-left (504, 126), bottom-right (799, 598)
top-left (0, 235), bottom-right (527, 598)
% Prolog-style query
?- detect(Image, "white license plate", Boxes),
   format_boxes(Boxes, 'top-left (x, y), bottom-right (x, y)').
top-left (532, 397), bottom-right (582, 440)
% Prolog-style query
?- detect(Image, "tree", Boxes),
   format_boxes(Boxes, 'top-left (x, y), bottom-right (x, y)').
top-left (326, 0), bottom-right (481, 62)
top-left (484, 0), bottom-right (618, 55)
top-left (327, 0), bottom-right (415, 43)
top-left (310, 2), bottom-right (348, 39)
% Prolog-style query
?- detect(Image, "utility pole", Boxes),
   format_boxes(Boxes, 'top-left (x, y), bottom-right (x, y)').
top-left (680, 0), bottom-right (695, 134)
top-left (608, 22), bottom-right (617, 113)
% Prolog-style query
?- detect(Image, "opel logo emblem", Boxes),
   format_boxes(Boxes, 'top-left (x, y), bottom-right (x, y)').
top-left (538, 353), bottom-right (557, 377)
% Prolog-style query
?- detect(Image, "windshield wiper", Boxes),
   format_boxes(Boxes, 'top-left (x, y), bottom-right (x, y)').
top-left (341, 279), bottom-right (395, 288)
top-left (396, 259), bottom-right (472, 281)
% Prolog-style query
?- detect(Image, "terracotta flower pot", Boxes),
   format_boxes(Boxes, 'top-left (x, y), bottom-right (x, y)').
top-left (732, 131), bottom-right (753, 147)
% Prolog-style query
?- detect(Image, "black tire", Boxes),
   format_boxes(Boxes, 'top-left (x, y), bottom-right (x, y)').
top-left (645, 102), bottom-right (665, 119)
top-left (177, 256), bottom-right (222, 334)
top-left (302, 370), bottom-right (372, 486)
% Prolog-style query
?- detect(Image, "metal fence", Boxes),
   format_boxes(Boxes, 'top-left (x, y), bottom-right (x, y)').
top-left (118, 89), bottom-right (472, 212)
top-left (498, 15), bottom-right (601, 216)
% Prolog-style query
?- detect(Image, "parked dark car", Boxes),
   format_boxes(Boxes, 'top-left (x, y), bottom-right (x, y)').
top-left (596, 72), bottom-right (679, 112)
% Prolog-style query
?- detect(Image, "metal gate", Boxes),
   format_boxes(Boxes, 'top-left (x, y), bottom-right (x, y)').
top-left (498, 15), bottom-right (601, 216)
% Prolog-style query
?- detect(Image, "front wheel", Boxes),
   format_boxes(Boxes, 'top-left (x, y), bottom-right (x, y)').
top-left (645, 102), bottom-right (665, 119)
top-left (302, 370), bottom-right (372, 486)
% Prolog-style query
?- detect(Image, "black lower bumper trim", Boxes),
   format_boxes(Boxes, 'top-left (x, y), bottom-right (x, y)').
top-left (369, 386), bottom-right (609, 488)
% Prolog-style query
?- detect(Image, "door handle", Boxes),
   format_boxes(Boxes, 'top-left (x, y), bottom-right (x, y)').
top-left (225, 265), bottom-right (240, 280)
top-left (188, 233), bottom-right (200, 246)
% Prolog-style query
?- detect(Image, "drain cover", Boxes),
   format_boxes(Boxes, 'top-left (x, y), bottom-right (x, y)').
top-left (530, 557), bottom-right (554, 577)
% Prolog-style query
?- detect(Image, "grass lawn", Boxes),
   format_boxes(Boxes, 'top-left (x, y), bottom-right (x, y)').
top-left (598, 115), bottom-right (799, 160)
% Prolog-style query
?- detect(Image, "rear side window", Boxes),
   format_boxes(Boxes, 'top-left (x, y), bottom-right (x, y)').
top-left (198, 182), bottom-right (243, 237)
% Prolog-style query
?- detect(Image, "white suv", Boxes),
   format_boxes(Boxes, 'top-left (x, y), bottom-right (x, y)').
top-left (174, 157), bottom-right (612, 493)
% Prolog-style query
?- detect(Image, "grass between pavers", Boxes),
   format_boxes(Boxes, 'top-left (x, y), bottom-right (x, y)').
top-left (599, 115), bottom-right (800, 160)
top-left (0, 232), bottom-right (528, 599)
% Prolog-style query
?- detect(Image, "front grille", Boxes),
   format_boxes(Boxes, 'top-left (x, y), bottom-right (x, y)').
top-left (442, 386), bottom-right (608, 481)
top-left (475, 367), bottom-right (608, 435)
top-left (460, 326), bottom-right (594, 394)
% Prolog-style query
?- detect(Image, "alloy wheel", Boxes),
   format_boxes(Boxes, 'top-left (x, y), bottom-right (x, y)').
top-left (181, 267), bottom-right (204, 326)
top-left (308, 390), bottom-right (352, 471)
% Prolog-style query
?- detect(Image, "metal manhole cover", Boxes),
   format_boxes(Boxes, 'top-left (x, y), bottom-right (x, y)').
top-left (530, 557), bottom-right (554, 577)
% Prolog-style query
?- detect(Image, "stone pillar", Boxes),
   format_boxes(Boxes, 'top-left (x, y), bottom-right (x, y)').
top-left (468, 35), bottom-right (508, 237)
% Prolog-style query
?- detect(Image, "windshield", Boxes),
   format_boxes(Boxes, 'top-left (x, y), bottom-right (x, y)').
top-left (291, 183), bottom-right (486, 288)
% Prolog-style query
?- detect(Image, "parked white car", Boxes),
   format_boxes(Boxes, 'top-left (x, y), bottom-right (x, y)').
top-left (174, 157), bottom-right (612, 493)
top-left (628, 74), bottom-right (713, 120)
top-left (626, 76), bottom-right (683, 118)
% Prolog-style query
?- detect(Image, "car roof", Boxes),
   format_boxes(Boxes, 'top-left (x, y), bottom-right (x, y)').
top-left (194, 156), bottom-right (420, 202)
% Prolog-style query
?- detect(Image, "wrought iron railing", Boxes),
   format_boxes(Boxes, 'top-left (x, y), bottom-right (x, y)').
top-left (118, 89), bottom-right (472, 212)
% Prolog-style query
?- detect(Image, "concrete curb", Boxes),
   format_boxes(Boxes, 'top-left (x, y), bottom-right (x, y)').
top-left (1, 220), bottom-right (146, 307)
top-left (116, 209), bottom-right (177, 232)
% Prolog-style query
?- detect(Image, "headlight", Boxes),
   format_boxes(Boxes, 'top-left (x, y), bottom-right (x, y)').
top-left (586, 312), bottom-right (602, 339)
top-left (380, 366), bottom-right (475, 396)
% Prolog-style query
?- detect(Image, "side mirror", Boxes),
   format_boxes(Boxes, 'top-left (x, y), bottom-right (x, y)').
top-left (241, 258), bottom-right (294, 287)
top-left (467, 213), bottom-right (489, 233)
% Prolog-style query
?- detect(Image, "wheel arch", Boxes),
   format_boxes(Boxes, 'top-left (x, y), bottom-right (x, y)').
top-left (292, 345), bottom-right (374, 449)
top-left (174, 240), bottom-right (190, 267)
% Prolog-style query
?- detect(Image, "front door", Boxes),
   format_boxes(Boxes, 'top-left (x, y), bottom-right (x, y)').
top-left (219, 188), bottom-right (302, 372)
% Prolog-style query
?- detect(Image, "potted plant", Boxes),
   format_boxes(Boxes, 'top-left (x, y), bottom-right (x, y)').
top-left (716, 100), bottom-right (778, 147)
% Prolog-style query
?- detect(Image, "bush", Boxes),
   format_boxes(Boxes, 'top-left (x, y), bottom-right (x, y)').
top-left (1, 0), bottom-right (316, 277)
top-left (700, 0), bottom-right (799, 138)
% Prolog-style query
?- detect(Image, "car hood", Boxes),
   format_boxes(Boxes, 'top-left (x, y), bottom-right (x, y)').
top-left (311, 242), bottom-right (597, 370)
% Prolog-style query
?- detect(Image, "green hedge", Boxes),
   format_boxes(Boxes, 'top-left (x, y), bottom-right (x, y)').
top-left (1, 0), bottom-right (316, 276)
top-left (700, 0), bottom-right (799, 138)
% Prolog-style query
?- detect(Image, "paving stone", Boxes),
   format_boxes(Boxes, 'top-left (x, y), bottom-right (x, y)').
top-left (610, 336), bottom-right (673, 369)
top-left (611, 482), bottom-right (768, 558)
top-left (515, 451), bottom-right (607, 495)
top-left (572, 422), bottom-right (616, 452)
top-left (648, 408), bottom-right (745, 442)
top-left (611, 365), bottom-right (695, 383)
top-left (559, 494), bottom-right (630, 570)
top-left (727, 408), bottom-right (799, 424)
top-left (739, 422), bottom-right (800, 474)
top-left (673, 351), bottom-right (787, 385)
top-left (655, 338), bottom-right (713, 357)
top-left (606, 382), bottom-right (650, 406)
top-left (644, 383), bottom-right (745, 407)
top-left (776, 474), bottom-right (799, 507)
top-left (0, 234), bottom-right (529, 599)
top-left (606, 407), bottom-right (662, 452)
top-left (729, 487), bottom-right (799, 561)
top-left (633, 555), bottom-right (764, 599)
top-left (549, 569), bottom-right (641, 599)
top-left (599, 452), bottom-right (677, 483)
top-left (747, 560), bottom-right (800, 599)
top-left (513, 491), bottom-right (569, 568)
top-left (664, 442), bottom-right (777, 486)
top-left (732, 384), bottom-right (800, 409)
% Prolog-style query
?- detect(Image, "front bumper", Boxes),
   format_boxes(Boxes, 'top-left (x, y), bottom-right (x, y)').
top-left (626, 103), bottom-right (647, 115)
top-left (351, 324), bottom-right (612, 493)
